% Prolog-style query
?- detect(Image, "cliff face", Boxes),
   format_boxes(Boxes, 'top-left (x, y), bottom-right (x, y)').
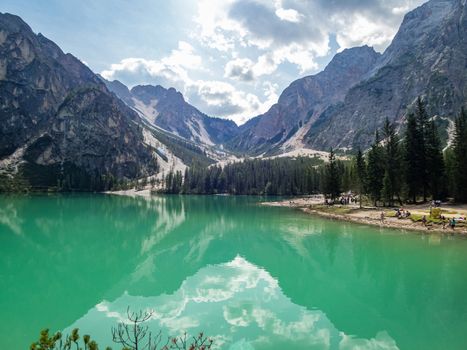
top-left (305, 0), bottom-right (467, 150)
top-left (2, 0), bottom-right (466, 182)
top-left (229, 0), bottom-right (467, 154)
top-left (228, 46), bottom-right (381, 155)
top-left (0, 13), bottom-right (157, 187)
top-left (103, 80), bottom-right (239, 146)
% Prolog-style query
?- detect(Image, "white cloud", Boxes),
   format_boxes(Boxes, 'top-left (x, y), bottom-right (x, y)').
top-left (187, 80), bottom-right (264, 124)
top-left (224, 58), bottom-right (255, 81)
top-left (99, 0), bottom-right (426, 124)
top-left (275, 8), bottom-right (304, 23)
top-left (193, 0), bottom-right (425, 74)
top-left (392, 5), bottom-right (410, 15)
top-left (193, 0), bottom-right (244, 52)
top-left (100, 40), bottom-right (202, 89)
top-left (332, 13), bottom-right (398, 51)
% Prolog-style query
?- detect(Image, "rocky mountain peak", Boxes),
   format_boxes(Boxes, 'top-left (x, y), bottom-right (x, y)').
top-left (0, 12), bottom-right (32, 34)
top-left (230, 45), bottom-right (381, 155)
top-left (130, 84), bottom-right (185, 106)
top-left (376, 0), bottom-right (459, 69)
top-left (0, 12), bottom-right (158, 187)
top-left (102, 78), bottom-right (239, 146)
top-left (304, 0), bottom-right (467, 151)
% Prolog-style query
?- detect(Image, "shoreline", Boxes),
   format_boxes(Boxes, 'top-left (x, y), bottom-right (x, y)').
top-left (263, 197), bottom-right (467, 236)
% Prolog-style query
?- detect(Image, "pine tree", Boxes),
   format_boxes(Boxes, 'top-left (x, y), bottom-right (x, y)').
top-left (324, 148), bottom-right (341, 202)
top-left (404, 112), bottom-right (421, 203)
top-left (425, 119), bottom-right (445, 199)
top-left (381, 118), bottom-right (402, 206)
top-left (381, 169), bottom-right (393, 207)
top-left (355, 148), bottom-right (367, 208)
top-left (367, 132), bottom-right (385, 206)
top-left (415, 97), bottom-right (429, 201)
top-left (453, 108), bottom-right (467, 202)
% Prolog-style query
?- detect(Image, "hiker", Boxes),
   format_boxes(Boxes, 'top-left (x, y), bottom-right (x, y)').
top-left (422, 215), bottom-right (427, 226)
top-left (380, 211), bottom-right (385, 223)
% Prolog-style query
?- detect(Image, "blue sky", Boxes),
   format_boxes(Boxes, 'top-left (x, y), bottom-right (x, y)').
top-left (2, 0), bottom-right (425, 124)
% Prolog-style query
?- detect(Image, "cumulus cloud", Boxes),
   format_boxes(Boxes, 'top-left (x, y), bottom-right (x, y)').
top-left (187, 80), bottom-right (262, 123)
top-left (224, 58), bottom-right (255, 81)
top-left (100, 41), bottom-right (201, 89)
top-left (195, 0), bottom-right (425, 76)
top-left (275, 8), bottom-right (304, 23)
top-left (100, 0), bottom-right (425, 123)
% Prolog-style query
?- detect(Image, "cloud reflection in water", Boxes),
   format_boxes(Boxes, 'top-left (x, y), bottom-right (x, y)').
top-left (66, 256), bottom-right (398, 350)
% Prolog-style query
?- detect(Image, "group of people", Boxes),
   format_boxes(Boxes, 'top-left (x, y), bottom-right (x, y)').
top-left (382, 208), bottom-right (464, 232)
top-left (395, 208), bottom-right (411, 219)
top-left (338, 195), bottom-right (355, 205)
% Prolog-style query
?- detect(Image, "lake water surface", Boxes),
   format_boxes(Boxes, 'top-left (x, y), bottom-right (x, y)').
top-left (1, 194), bottom-right (467, 349)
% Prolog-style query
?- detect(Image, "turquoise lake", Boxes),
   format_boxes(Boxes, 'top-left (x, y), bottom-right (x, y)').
top-left (1, 194), bottom-right (467, 349)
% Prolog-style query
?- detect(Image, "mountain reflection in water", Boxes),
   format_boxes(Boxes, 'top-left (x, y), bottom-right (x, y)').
top-left (1, 194), bottom-right (467, 349)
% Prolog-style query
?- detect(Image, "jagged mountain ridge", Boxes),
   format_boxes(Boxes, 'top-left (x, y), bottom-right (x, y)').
top-left (305, 0), bottom-right (467, 150)
top-left (228, 46), bottom-right (381, 155)
top-left (230, 0), bottom-right (466, 154)
top-left (0, 12), bottom-right (158, 187)
top-left (102, 79), bottom-right (239, 147)
top-left (1, 0), bottom-right (466, 187)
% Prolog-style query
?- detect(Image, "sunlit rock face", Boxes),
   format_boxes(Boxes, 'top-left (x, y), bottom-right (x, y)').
top-left (66, 256), bottom-right (398, 350)
top-left (0, 13), bottom-right (157, 182)
top-left (228, 46), bottom-right (380, 156)
top-left (231, 0), bottom-right (467, 154)
top-left (102, 79), bottom-right (239, 146)
top-left (305, 0), bottom-right (467, 150)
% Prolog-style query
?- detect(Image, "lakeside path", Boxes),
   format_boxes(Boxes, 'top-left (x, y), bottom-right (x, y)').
top-left (263, 196), bottom-right (467, 235)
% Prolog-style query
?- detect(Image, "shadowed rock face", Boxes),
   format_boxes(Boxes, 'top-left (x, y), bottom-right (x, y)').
top-left (0, 12), bottom-right (157, 180)
top-left (305, 0), bottom-right (467, 150)
top-left (103, 80), bottom-right (239, 146)
top-left (230, 0), bottom-right (467, 154)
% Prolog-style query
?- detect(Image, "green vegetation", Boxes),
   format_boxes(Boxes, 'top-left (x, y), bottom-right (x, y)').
top-left (323, 149), bottom-right (341, 201)
top-left (30, 308), bottom-right (213, 350)
top-left (355, 101), bottom-right (465, 205)
top-left (452, 108), bottom-right (467, 202)
top-left (164, 99), bottom-right (467, 205)
top-left (164, 156), bottom-right (324, 195)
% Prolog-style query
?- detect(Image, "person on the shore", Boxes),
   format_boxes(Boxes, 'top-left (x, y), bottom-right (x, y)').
top-left (396, 208), bottom-right (401, 218)
top-left (380, 211), bottom-right (385, 223)
top-left (422, 215), bottom-right (427, 227)
top-left (450, 218), bottom-right (456, 230)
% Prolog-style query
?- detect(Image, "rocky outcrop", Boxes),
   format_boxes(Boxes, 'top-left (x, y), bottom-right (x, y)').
top-left (305, 0), bottom-right (467, 150)
top-left (0, 12), bottom-right (157, 187)
top-left (230, 0), bottom-right (467, 154)
top-left (103, 80), bottom-right (239, 146)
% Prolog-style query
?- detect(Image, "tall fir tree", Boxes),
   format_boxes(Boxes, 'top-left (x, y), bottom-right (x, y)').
top-left (453, 108), bottom-right (467, 202)
top-left (381, 170), bottom-right (394, 207)
top-left (425, 119), bottom-right (445, 199)
top-left (415, 97), bottom-right (429, 201)
top-left (367, 131), bottom-right (385, 206)
top-left (381, 118), bottom-right (402, 206)
top-left (355, 148), bottom-right (367, 208)
top-left (403, 112), bottom-right (422, 203)
top-left (324, 148), bottom-right (341, 201)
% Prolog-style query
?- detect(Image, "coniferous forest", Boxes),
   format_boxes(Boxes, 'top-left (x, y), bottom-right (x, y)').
top-left (164, 102), bottom-right (467, 205)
